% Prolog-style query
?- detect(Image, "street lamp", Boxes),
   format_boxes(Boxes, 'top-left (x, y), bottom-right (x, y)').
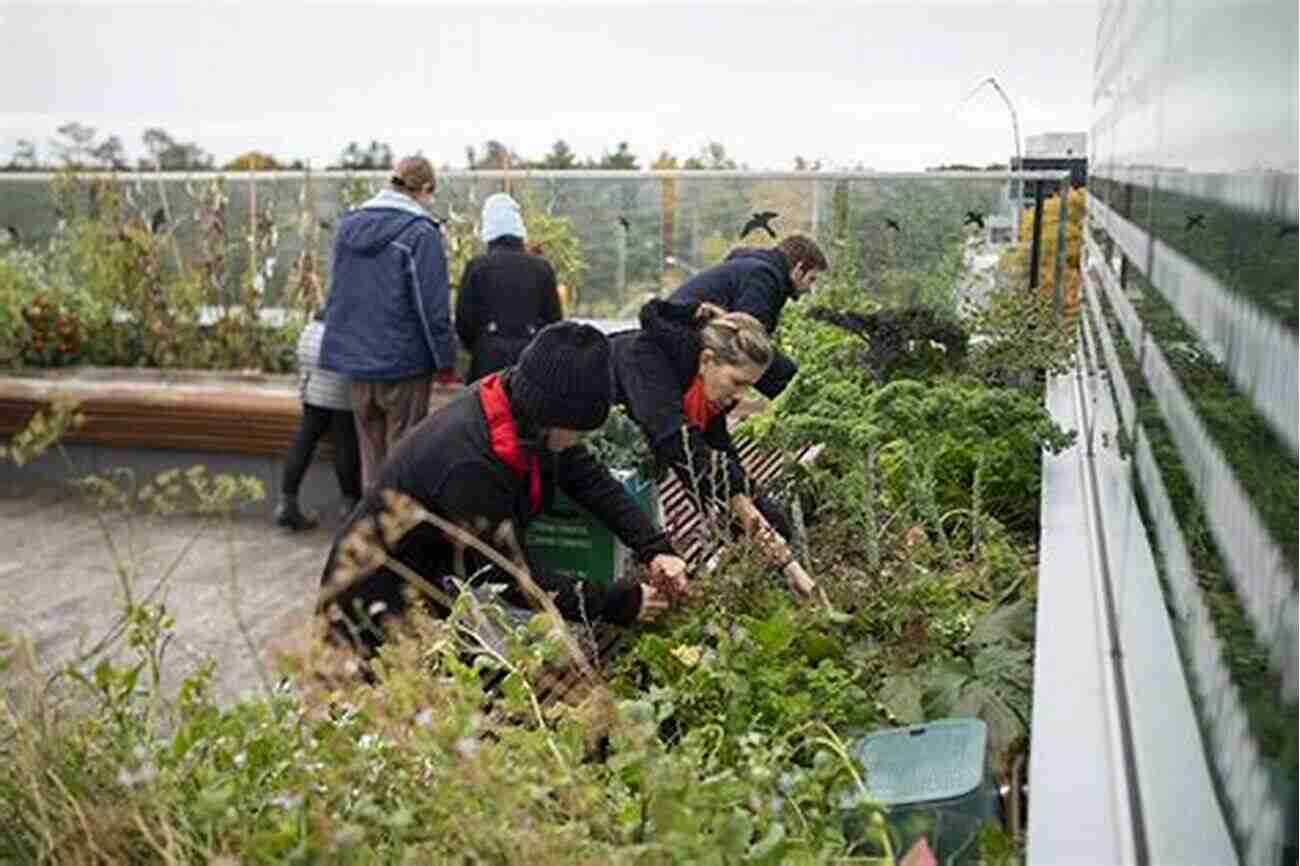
top-left (964, 75), bottom-right (1023, 231)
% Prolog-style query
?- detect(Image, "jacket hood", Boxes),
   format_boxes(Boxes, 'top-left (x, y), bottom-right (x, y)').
top-left (637, 299), bottom-right (704, 385)
top-left (725, 247), bottom-right (794, 295)
top-left (337, 190), bottom-right (436, 255)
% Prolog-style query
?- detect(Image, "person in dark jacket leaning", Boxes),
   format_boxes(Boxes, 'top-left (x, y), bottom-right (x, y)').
top-left (669, 234), bottom-right (828, 399)
top-left (455, 193), bottom-right (562, 384)
top-left (609, 300), bottom-right (818, 599)
top-left (319, 321), bottom-right (688, 657)
top-left (320, 156), bottom-right (457, 491)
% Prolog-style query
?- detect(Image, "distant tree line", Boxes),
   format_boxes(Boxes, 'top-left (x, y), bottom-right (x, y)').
top-left (2, 123), bottom-right (847, 174)
top-left (924, 163), bottom-right (1010, 172)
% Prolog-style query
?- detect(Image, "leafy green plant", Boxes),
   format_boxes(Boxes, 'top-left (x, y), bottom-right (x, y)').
top-left (611, 584), bottom-right (878, 766)
top-left (0, 396), bottom-right (85, 465)
top-left (585, 406), bottom-right (657, 479)
top-left (0, 169), bottom-right (304, 373)
top-left (963, 276), bottom-right (1077, 385)
top-left (806, 305), bottom-right (969, 383)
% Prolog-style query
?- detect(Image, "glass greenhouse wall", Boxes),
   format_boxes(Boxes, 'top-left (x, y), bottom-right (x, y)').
top-left (1054, 0), bottom-right (1297, 864)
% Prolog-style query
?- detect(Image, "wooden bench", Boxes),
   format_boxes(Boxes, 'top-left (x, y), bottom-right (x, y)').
top-left (0, 369), bottom-right (462, 457)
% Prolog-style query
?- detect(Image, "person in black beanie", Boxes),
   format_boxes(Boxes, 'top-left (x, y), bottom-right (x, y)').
top-left (317, 321), bottom-right (689, 659)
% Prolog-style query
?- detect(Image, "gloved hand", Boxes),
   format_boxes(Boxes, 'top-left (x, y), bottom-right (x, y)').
top-left (753, 493), bottom-right (793, 542)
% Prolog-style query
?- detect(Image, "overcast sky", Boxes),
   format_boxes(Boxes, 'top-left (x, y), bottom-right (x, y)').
top-left (1, 0), bottom-right (1097, 171)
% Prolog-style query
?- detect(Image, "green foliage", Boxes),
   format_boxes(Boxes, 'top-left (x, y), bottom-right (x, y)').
top-left (963, 277), bottom-right (1077, 384)
top-left (1, 579), bottom-right (883, 865)
top-left (1122, 263), bottom-right (1298, 571)
top-left (586, 406), bottom-right (657, 479)
top-left (0, 247), bottom-right (52, 365)
top-left (0, 397), bottom-right (84, 465)
top-left (806, 305), bottom-right (969, 383)
top-left (869, 380), bottom-right (1074, 531)
top-left (0, 180), bottom-right (1074, 859)
top-left (610, 585), bottom-right (878, 766)
top-left (751, 356), bottom-right (1074, 534)
top-left (0, 170), bottom-right (305, 372)
top-left (879, 601), bottom-right (1034, 764)
top-left (1092, 281), bottom-right (1299, 773)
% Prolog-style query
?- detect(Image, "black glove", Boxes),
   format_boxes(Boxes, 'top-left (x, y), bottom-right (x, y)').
top-left (753, 492), bottom-right (793, 542)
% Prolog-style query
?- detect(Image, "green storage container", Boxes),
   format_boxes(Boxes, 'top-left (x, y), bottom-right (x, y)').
top-left (525, 469), bottom-right (662, 586)
top-left (842, 718), bottom-right (1002, 865)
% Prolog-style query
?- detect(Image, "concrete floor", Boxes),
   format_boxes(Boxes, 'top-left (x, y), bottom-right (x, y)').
top-left (1, 473), bottom-right (340, 705)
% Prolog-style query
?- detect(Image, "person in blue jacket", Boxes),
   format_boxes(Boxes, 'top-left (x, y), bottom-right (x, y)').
top-left (669, 234), bottom-right (828, 400)
top-left (319, 156), bottom-right (457, 491)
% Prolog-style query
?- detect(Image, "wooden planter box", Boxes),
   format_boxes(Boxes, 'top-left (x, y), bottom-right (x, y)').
top-left (0, 367), bottom-right (463, 457)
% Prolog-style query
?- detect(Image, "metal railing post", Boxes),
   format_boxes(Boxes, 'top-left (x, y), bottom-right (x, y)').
top-left (1053, 179), bottom-right (1071, 318)
top-left (1029, 180), bottom-right (1046, 290)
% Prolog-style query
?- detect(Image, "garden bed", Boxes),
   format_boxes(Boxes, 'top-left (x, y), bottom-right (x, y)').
top-left (1, 174), bottom-right (1075, 863)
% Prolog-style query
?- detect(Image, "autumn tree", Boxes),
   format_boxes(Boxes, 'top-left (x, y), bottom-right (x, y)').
top-left (651, 151), bottom-right (680, 170)
top-left (223, 151), bottom-right (281, 171)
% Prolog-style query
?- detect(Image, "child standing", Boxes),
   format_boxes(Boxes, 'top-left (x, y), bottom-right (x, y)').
top-left (275, 310), bottom-right (362, 530)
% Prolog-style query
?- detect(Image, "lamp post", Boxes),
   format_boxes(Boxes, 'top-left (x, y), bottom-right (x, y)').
top-left (965, 76), bottom-right (1023, 235)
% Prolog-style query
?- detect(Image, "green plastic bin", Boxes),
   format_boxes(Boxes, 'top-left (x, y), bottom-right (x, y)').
top-left (525, 469), bottom-right (662, 586)
top-left (842, 718), bottom-right (1002, 865)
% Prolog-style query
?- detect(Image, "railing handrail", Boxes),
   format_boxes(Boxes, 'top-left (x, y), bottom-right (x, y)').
top-left (0, 168), bottom-right (1073, 183)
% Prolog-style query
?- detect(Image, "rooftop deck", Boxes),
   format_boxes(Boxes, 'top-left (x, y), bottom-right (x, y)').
top-left (2, 472), bottom-right (335, 705)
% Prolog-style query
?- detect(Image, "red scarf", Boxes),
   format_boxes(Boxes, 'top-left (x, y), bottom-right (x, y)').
top-left (683, 374), bottom-right (723, 432)
top-left (478, 373), bottom-right (542, 514)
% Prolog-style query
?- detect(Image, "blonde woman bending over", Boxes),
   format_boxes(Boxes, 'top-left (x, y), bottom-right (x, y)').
top-left (609, 299), bottom-right (818, 598)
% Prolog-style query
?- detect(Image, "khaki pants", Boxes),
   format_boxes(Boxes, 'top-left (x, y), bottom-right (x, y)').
top-left (351, 377), bottom-right (431, 492)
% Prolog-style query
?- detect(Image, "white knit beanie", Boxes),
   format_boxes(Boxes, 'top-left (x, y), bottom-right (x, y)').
top-left (480, 193), bottom-right (527, 244)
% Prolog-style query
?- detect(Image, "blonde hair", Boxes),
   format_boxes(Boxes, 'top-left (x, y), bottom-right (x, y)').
top-left (694, 303), bottom-right (773, 369)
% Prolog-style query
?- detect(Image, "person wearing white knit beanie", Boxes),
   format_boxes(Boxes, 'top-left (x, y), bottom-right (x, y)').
top-left (455, 193), bottom-right (563, 383)
top-left (479, 192), bottom-right (527, 244)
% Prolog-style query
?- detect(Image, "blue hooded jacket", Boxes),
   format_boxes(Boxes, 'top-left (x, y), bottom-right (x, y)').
top-left (320, 190), bottom-right (452, 380)
top-left (668, 247), bottom-right (799, 399)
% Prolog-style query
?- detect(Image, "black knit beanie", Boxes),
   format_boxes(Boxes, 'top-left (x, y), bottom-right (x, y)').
top-left (510, 321), bottom-right (612, 431)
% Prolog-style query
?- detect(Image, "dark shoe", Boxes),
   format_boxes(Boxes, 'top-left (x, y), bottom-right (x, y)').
top-left (274, 498), bottom-right (319, 531)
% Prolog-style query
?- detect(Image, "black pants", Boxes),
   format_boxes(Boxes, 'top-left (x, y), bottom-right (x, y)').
top-left (465, 333), bottom-right (531, 384)
top-left (282, 403), bottom-right (362, 500)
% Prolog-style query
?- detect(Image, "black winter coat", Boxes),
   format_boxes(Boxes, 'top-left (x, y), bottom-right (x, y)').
top-left (669, 247), bottom-right (799, 399)
top-left (318, 371), bottom-right (674, 654)
top-left (455, 237), bottom-right (562, 383)
top-left (609, 300), bottom-right (751, 508)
